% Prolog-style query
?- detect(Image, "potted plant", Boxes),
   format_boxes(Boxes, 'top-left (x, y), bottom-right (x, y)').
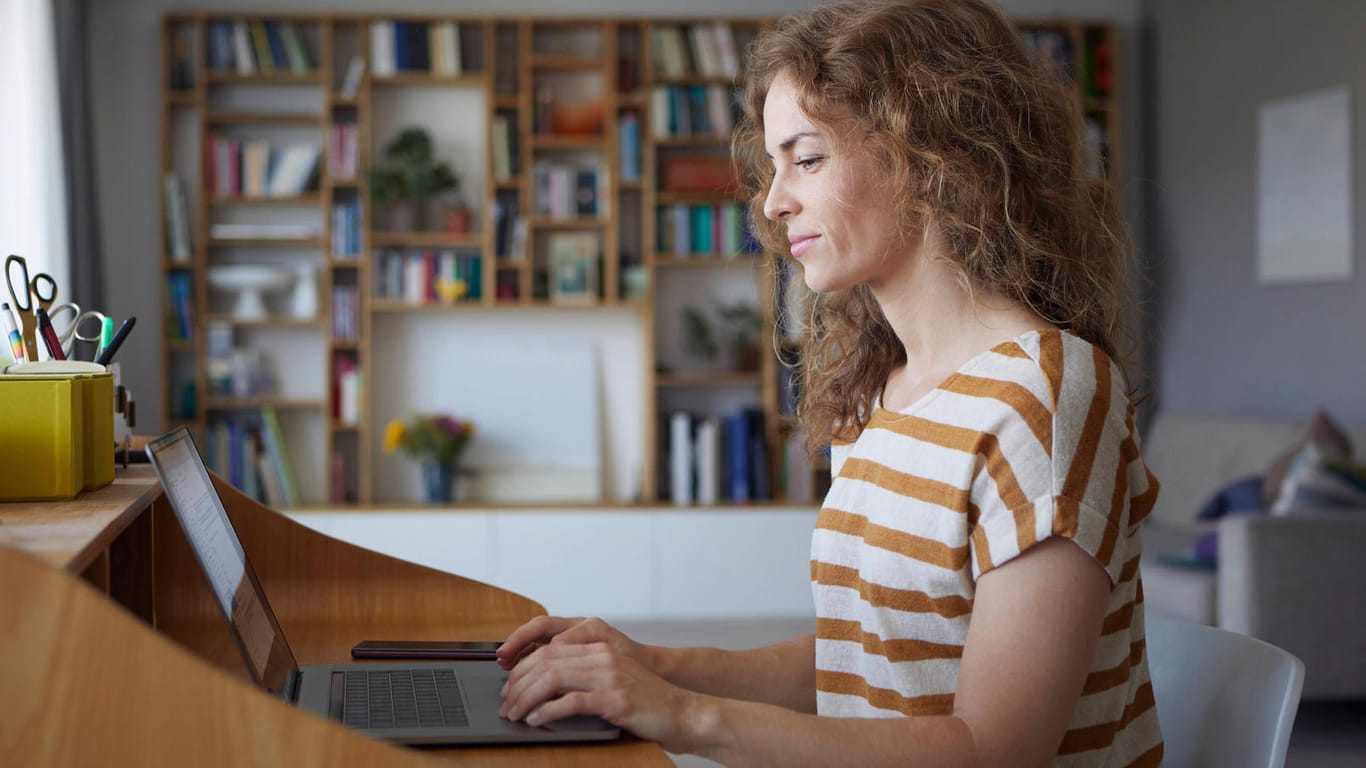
top-left (681, 300), bottom-right (764, 372)
top-left (382, 412), bottom-right (475, 503)
top-left (367, 127), bottom-right (460, 232)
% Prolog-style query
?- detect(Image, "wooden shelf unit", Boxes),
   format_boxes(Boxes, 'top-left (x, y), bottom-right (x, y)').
top-left (159, 13), bottom-right (1120, 509)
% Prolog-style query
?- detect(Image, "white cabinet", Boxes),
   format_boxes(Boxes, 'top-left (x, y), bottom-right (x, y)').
top-left (288, 506), bottom-right (819, 621)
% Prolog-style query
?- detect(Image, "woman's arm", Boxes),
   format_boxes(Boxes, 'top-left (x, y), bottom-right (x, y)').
top-left (651, 633), bottom-right (816, 713)
top-left (497, 617), bottom-right (816, 712)
top-left (502, 537), bottom-right (1111, 766)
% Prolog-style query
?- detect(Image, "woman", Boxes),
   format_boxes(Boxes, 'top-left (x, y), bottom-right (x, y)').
top-left (497, 1), bottom-right (1163, 764)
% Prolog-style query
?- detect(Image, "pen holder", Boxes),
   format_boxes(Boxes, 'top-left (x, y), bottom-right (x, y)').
top-left (0, 361), bottom-right (114, 500)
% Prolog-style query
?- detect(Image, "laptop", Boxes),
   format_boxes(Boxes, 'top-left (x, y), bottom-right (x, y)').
top-left (145, 426), bottom-right (619, 746)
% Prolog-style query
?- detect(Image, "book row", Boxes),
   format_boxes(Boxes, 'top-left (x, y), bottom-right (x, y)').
top-left (205, 134), bottom-right (320, 200)
top-left (373, 249), bottom-right (485, 305)
top-left (656, 203), bottom-right (760, 258)
top-left (165, 273), bottom-right (196, 340)
top-left (206, 18), bottom-right (312, 76)
top-left (650, 22), bottom-right (745, 80)
top-left (650, 84), bottom-right (736, 139)
top-left (532, 162), bottom-right (610, 220)
top-left (327, 124), bottom-right (360, 181)
top-left (370, 20), bottom-right (475, 77)
top-left (331, 199), bottom-right (363, 259)
top-left (205, 408), bottom-right (298, 508)
top-left (331, 285), bottom-right (361, 342)
top-left (661, 408), bottom-right (770, 505)
top-left (332, 355), bottom-right (361, 425)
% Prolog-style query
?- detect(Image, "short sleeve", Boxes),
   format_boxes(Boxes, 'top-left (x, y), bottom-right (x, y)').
top-left (967, 335), bottom-right (1156, 585)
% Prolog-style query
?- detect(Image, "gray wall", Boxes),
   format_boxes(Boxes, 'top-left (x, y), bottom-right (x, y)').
top-left (88, 0), bottom-right (1141, 432)
top-left (1145, 0), bottom-right (1366, 423)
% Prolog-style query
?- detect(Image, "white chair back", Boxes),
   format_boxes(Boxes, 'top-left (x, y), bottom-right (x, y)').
top-left (1146, 615), bottom-right (1305, 768)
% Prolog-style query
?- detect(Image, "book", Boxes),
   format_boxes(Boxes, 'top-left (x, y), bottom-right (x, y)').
top-left (266, 143), bottom-right (320, 197)
top-left (278, 21), bottom-right (310, 72)
top-left (249, 20), bottom-right (274, 73)
top-left (371, 20), bottom-right (395, 77)
top-left (670, 411), bottom-right (694, 506)
top-left (695, 417), bottom-right (720, 505)
top-left (491, 114), bottom-right (511, 179)
top-left (339, 56), bottom-right (366, 99)
top-left (259, 405), bottom-right (298, 506)
top-left (231, 19), bottom-right (255, 75)
top-left (163, 173), bottom-right (192, 263)
top-left (434, 21), bottom-right (461, 75)
top-left (619, 111), bottom-right (640, 181)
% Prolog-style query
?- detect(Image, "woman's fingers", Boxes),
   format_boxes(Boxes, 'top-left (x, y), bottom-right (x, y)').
top-left (496, 615), bottom-right (582, 669)
top-left (499, 644), bottom-right (616, 721)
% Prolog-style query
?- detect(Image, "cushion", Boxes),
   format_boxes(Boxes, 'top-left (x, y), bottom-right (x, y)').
top-left (1185, 475), bottom-right (1265, 566)
top-left (1262, 409), bottom-right (1352, 506)
top-left (1195, 475), bottom-right (1264, 520)
top-left (1270, 442), bottom-right (1366, 515)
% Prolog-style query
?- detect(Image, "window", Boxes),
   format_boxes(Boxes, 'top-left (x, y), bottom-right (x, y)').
top-left (0, 0), bottom-right (68, 294)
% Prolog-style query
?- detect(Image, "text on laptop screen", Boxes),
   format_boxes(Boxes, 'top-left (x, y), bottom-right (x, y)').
top-left (152, 430), bottom-right (298, 693)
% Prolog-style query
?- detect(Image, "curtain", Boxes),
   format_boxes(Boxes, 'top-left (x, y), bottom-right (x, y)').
top-left (0, 0), bottom-right (69, 302)
top-left (54, 0), bottom-right (105, 345)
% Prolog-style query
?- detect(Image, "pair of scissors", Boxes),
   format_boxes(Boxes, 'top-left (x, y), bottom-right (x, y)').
top-left (5, 254), bottom-right (57, 364)
top-left (47, 305), bottom-right (107, 357)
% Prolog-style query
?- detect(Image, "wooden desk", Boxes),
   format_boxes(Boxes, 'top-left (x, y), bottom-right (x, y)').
top-left (0, 466), bottom-right (669, 766)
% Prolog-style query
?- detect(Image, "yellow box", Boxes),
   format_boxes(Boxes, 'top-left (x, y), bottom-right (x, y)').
top-left (0, 363), bottom-right (115, 500)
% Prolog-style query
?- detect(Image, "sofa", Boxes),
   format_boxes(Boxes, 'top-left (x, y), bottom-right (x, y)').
top-left (1140, 411), bottom-right (1366, 700)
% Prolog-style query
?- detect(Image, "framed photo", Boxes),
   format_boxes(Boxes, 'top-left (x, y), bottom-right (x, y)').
top-left (548, 232), bottom-right (599, 305)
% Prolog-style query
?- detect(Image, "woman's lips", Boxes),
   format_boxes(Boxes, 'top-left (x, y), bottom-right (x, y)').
top-left (789, 234), bottom-right (818, 258)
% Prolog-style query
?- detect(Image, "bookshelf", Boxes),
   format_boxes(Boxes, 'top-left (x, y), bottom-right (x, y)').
top-left (158, 13), bottom-right (1121, 509)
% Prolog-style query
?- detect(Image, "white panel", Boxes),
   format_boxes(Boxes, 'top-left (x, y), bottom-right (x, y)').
top-left (289, 511), bottom-right (495, 583)
top-left (369, 310), bottom-right (642, 504)
top-left (651, 509), bottom-right (818, 619)
top-left (492, 511), bottom-right (654, 619)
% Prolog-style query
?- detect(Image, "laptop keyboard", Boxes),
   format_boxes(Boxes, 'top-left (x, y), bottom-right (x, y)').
top-left (339, 668), bottom-right (470, 729)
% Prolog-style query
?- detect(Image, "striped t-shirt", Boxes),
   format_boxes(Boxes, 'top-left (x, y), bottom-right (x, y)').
top-left (810, 328), bottom-right (1163, 767)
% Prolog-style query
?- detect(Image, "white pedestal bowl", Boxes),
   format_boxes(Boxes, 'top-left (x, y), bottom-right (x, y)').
top-left (207, 265), bottom-right (292, 321)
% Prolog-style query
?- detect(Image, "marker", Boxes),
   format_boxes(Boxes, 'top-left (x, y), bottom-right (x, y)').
top-left (95, 315), bottom-right (137, 366)
top-left (96, 315), bottom-right (115, 361)
top-left (35, 306), bottom-right (66, 360)
top-left (2, 302), bottom-right (24, 363)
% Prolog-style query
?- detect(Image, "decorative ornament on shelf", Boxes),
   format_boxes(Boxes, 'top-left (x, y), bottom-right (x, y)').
top-left (383, 413), bottom-right (475, 504)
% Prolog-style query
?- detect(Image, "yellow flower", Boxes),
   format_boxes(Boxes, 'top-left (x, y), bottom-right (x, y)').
top-left (382, 420), bottom-right (405, 452)
top-left (436, 277), bottom-right (468, 304)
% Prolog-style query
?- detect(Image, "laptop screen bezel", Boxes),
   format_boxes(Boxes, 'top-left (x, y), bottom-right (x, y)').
top-left (145, 425), bottom-right (301, 697)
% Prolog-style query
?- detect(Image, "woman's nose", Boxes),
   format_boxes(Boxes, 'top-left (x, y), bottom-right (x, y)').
top-left (763, 174), bottom-right (797, 221)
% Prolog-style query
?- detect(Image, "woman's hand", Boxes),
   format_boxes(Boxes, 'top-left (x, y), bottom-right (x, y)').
top-left (498, 639), bottom-right (711, 754)
top-left (496, 615), bottom-right (655, 673)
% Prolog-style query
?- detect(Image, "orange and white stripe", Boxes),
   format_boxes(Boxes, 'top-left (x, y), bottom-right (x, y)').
top-left (811, 329), bottom-right (1163, 766)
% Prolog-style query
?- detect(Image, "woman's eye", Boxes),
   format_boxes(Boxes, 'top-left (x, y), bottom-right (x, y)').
top-left (795, 156), bottom-right (824, 170)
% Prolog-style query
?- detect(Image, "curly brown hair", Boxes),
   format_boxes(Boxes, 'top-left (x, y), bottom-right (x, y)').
top-left (734, 0), bottom-right (1134, 452)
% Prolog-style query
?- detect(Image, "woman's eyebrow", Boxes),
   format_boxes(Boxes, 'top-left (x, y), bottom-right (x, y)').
top-left (766, 131), bottom-right (821, 158)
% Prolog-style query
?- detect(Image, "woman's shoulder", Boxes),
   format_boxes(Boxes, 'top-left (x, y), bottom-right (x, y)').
top-left (981, 328), bottom-right (1128, 411)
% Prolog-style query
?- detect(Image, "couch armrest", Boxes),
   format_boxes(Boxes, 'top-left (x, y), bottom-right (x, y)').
top-left (1217, 512), bottom-right (1366, 699)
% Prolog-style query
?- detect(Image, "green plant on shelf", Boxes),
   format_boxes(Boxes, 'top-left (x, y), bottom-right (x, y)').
top-left (367, 127), bottom-right (459, 231)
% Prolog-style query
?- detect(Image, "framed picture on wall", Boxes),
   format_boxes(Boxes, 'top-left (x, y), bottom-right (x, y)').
top-left (548, 232), bottom-right (599, 304)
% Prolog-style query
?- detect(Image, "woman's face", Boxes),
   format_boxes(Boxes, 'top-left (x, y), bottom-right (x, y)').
top-left (762, 75), bottom-right (904, 294)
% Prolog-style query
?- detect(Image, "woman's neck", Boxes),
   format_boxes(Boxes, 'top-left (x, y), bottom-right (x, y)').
top-left (871, 233), bottom-right (1049, 409)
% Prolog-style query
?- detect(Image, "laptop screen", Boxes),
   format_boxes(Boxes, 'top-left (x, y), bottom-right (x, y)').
top-left (146, 426), bottom-right (299, 696)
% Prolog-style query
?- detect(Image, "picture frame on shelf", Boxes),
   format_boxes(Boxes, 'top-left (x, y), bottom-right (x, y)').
top-left (548, 232), bottom-right (599, 305)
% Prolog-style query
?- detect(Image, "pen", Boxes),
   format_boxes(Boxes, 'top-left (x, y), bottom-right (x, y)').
top-left (2, 301), bottom-right (25, 363)
top-left (95, 315), bottom-right (136, 366)
top-left (96, 315), bottom-right (114, 361)
top-left (35, 307), bottom-right (66, 360)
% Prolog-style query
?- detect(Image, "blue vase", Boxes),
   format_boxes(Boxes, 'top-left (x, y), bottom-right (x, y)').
top-left (422, 461), bottom-right (455, 504)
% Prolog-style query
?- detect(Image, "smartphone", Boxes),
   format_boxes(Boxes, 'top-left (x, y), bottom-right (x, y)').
top-left (350, 640), bottom-right (503, 660)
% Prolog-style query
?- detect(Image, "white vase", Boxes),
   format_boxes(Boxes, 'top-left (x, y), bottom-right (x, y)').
top-left (290, 262), bottom-right (319, 320)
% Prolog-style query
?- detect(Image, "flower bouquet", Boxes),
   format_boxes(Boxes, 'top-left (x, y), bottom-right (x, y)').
top-left (383, 413), bottom-right (474, 503)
